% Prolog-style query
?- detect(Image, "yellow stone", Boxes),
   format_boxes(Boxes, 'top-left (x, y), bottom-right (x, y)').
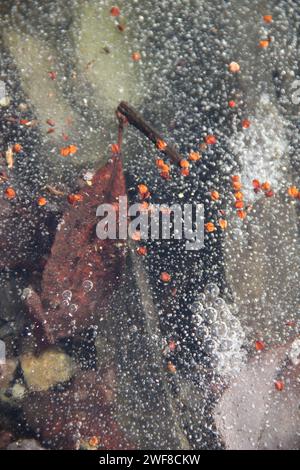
top-left (21, 348), bottom-right (74, 392)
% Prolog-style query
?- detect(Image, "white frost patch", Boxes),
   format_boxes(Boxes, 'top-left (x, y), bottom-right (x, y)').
top-left (289, 338), bottom-right (300, 366)
top-left (229, 94), bottom-right (289, 201)
top-left (191, 287), bottom-right (247, 380)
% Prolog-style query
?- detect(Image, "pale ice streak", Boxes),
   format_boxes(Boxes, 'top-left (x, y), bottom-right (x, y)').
top-left (229, 94), bottom-right (289, 200)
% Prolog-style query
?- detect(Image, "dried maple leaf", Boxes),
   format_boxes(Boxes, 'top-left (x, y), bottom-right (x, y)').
top-left (26, 155), bottom-right (127, 343)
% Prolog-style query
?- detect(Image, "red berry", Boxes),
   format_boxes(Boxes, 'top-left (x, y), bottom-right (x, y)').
top-left (242, 119), bottom-right (251, 129)
top-left (205, 135), bottom-right (217, 145)
top-left (110, 6), bottom-right (120, 17)
top-left (274, 380), bottom-right (284, 391)
top-left (255, 340), bottom-right (265, 351)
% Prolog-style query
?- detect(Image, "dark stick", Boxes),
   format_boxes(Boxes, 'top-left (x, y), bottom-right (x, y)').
top-left (117, 101), bottom-right (183, 165)
top-left (117, 119), bottom-right (124, 152)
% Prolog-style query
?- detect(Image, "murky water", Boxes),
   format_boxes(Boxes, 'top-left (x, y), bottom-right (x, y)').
top-left (0, 0), bottom-right (300, 450)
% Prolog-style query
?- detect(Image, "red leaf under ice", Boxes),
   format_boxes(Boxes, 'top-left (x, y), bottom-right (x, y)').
top-left (26, 155), bottom-right (127, 343)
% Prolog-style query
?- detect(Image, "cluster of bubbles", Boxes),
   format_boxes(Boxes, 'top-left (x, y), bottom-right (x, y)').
top-left (60, 280), bottom-right (93, 314)
top-left (61, 280), bottom-right (93, 302)
top-left (61, 290), bottom-right (74, 313)
top-left (191, 283), bottom-right (247, 379)
top-left (82, 280), bottom-right (94, 292)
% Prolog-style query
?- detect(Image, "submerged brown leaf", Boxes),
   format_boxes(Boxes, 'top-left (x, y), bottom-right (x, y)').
top-left (26, 155), bottom-right (127, 343)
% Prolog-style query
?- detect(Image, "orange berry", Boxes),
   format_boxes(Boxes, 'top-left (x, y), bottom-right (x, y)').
top-left (88, 436), bottom-right (100, 447)
top-left (156, 139), bottom-right (167, 151)
top-left (137, 246), bottom-right (147, 256)
top-left (228, 61), bottom-right (240, 73)
top-left (234, 191), bottom-right (244, 201)
top-left (255, 340), bottom-right (265, 351)
top-left (167, 361), bottom-right (176, 374)
top-left (242, 119), bottom-right (251, 129)
top-left (288, 186), bottom-right (299, 198)
top-left (37, 197), bottom-right (47, 207)
top-left (274, 380), bottom-right (284, 391)
top-left (160, 163), bottom-right (170, 173)
top-left (111, 143), bottom-right (120, 154)
top-left (232, 181), bottom-right (242, 191)
top-left (252, 179), bottom-right (261, 189)
top-left (188, 151), bottom-right (201, 161)
top-left (4, 187), bottom-right (16, 200)
top-left (211, 190), bottom-right (220, 201)
top-left (235, 200), bottom-right (244, 209)
top-left (137, 184), bottom-right (149, 196)
top-left (67, 193), bottom-right (83, 204)
top-left (265, 190), bottom-right (274, 198)
top-left (205, 222), bottom-right (216, 233)
top-left (156, 159), bottom-right (165, 168)
top-left (263, 15), bottom-right (273, 24)
top-left (137, 184), bottom-right (150, 199)
top-left (237, 210), bottom-right (247, 219)
top-left (219, 218), bottom-right (228, 230)
top-left (259, 39), bottom-right (270, 48)
top-left (13, 143), bottom-right (22, 153)
top-left (160, 272), bottom-right (171, 283)
top-left (68, 144), bottom-right (78, 155)
top-left (205, 135), bottom-right (217, 145)
top-left (110, 6), bottom-right (120, 17)
top-left (131, 51), bottom-right (141, 61)
top-left (261, 181), bottom-right (271, 191)
top-left (19, 119), bottom-right (30, 125)
top-left (60, 146), bottom-right (70, 157)
top-left (179, 159), bottom-right (189, 169)
top-left (181, 168), bottom-right (190, 177)
top-left (231, 175), bottom-right (240, 183)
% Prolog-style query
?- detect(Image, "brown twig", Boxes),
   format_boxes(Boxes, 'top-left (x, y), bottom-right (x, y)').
top-left (44, 185), bottom-right (65, 197)
top-left (117, 117), bottom-right (124, 152)
top-left (117, 101), bottom-right (182, 165)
